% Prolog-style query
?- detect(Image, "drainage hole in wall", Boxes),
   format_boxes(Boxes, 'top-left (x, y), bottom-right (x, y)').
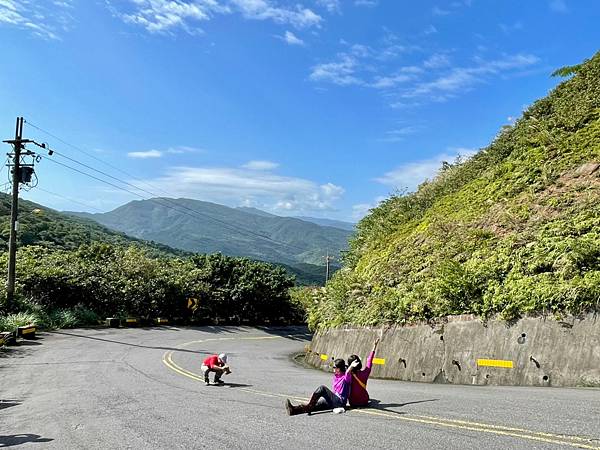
top-left (440, 335), bottom-right (444, 341)
top-left (422, 372), bottom-right (426, 377)
top-left (485, 374), bottom-right (490, 379)
top-left (521, 333), bottom-right (527, 338)
top-left (543, 375), bottom-right (549, 381)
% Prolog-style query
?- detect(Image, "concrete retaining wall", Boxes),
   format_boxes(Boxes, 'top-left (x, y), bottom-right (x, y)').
top-left (305, 314), bottom-right (600, 387)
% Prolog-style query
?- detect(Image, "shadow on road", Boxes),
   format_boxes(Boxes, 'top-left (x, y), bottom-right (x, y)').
top-left (184, 325), bottom-right (312, 341)
top-left (0, 434), bottom-right (53, 447)
top-left (353, 398), bottom-right (439, 416)
top-left (0, 400), bottom-right (21, 411)
top-left (11, 340), bottom-right (42, 347)
top-left (208, 383), bottom-right (253, 388)
top-left (50, 331), bottom-right (209, 355)
top-left (0, 347), bottom-right (35, 360)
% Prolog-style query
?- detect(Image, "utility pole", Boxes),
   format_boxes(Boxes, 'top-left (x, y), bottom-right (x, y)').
top-left (2, 117), bottom-right (44, 309)
top-left (5, 117), bottom-right (24, 308)
top-left (323, 251), bottom-right (334, 284)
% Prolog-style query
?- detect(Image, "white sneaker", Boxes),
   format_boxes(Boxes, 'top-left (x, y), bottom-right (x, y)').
top-left (332, 407), bottom-right (345, 414)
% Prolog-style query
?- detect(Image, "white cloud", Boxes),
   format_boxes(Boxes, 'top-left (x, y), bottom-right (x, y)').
top-left (376, 148), bottom-right (477, 191)
top-left (432, 1), bottom-right (471, 16)
top-left (126, 146), bottom-right (202, 158)
top-left (351, 196), bottom-right (385, 220)
top-left (0, 0), bottom-right (73, 39)
top-left (309, 37), bottom-right (418, 88)
top-left (549, 0), bottom-right (568, 13)
top-left (423, 24), bottom-right (437, 35)
top-left (242, 160), bottom-right (279, 170)
top-left (112, 0), bottom-right (226, 34)
top-left (316, 0), bottom-right (340, 13)
top-left (432, 6), bottom-right (450, 15)
top-left (127, 150), bottom-right (163, 159)
top-left (401, 53), bottom-right (540, 102)
top-left (309, 55), bottom-right (363, 86)
top-left (166, 146), bottom-right (204, 154)
top-left (499, 21), bottom-right (523, 34)
top-left (423, 53), bottom-right (451, 69)
top-left (310, 40), bottom-right (540, 106)
top-left (111, 0), bottom-right (322, 34)
top-left (137, 165), bottom-right (344, 213)
top-left (378, 125), bottom-right (420, 142)
top-left (354, 0), bottom-right (378, 6)
top-left (280, 30), bottom-right (304, 45)
top-left (352, 203), bottom-right (372, 219)
top-left (230, 0), bottom-right (322, 28)
top-left (370, 73), bottom-right (412, 89)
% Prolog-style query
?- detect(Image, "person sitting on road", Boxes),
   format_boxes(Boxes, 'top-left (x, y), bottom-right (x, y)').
top-left (285, 358), bottom-right (359, 415)
top-left (201, 353), bottom-right (231, 385)
top-left (347, 338), bottom-right (379, 408)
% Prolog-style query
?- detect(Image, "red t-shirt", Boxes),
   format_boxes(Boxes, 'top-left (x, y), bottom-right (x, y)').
top-left (202, 355), bottom-right (224, 369)
top-left (349, 351), bottom-right (375, 407)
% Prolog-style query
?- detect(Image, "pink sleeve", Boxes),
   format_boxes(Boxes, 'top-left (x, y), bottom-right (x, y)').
top-left (365, 351), bottom-right (375, 370)
top-left (343, 371), bottom-right (352, 383)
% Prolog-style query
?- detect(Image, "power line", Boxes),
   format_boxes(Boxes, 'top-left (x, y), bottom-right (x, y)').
top-left (39, 154), bottom-right (305, 252)
top-left (25, 121), bottom-right (308, 252)
top-left (35, 186), bottom-right (105, 213)
top-left (24, 120), bottom-right (180, 199)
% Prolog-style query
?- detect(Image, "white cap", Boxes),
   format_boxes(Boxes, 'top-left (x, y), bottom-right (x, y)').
top-left (218, 353), bottom-right (227, 363)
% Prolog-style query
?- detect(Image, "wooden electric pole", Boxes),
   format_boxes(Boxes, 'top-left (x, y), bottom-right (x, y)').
top-left (4, 117), bottom-right (24, 308)
top-left (323, 251), bottom-right (334, 284)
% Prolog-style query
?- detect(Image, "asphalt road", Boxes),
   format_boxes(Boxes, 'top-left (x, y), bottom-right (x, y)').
top-left (1, 326), bottom-right (599, 449)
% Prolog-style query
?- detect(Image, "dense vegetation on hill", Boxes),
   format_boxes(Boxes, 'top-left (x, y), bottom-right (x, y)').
top-left (297, 52), bottom-right (600, 329)
top-left (69, 198), bottom-right (351, 267)
top-left (0, 246), bottom-right (300, 331)
top-left (0, 194), bottom-right (188, 257)
top-left (0, 197), bottom-right (304, 330)
top-left (0, 195), bottom-right (327, 285)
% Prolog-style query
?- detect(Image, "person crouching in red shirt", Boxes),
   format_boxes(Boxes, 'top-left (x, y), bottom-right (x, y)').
top-left (347, 339), bottom-right (379, 407)
top-left (201, 353), bottom-right (231, 385)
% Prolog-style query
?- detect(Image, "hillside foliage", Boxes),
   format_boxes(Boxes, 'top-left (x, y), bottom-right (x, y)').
top-left (0, 197), bottom-right (302, 329)
top-left (0, 245), bottom-right (300, 330)
top-left (0, 195), bottom-right (189, 258)
top-left (298, 52), bottom-right (600, 330)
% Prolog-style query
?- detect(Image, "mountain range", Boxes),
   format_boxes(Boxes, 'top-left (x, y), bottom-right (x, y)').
top-left (67, 198), bottom-right (352, 268)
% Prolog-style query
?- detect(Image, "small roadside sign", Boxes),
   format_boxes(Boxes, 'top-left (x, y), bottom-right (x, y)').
top-left (187, 297), bottom-right (199, 311)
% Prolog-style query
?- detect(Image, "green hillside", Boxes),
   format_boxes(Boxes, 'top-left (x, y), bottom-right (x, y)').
top-left (0, 195), bottom-right (326, 286)
top-left (301, 53), bottom-right (600, 329)
top-left (0, 193), bottom-right (187, 258)
top-left (69, 198), bottom-right (351, 266)
top-left (0, 196), bottom-right (304, 327)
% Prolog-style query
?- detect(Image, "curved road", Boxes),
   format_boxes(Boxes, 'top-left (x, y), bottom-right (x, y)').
top-left (1, 326), bottom-right (599, 449)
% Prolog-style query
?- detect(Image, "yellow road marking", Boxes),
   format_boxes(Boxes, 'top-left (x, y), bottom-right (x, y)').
top-left (477, 359), bottom-right (514, 368)
top-left (162, 335), bottom-right (598, 449)
top-left (372, 357), bottom-right (385, 365)
top-left (354, 409), bottom-right (599, 449)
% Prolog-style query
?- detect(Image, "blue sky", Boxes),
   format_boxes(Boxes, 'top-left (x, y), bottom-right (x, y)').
top-left (0, 0), bottom-right (598, 221)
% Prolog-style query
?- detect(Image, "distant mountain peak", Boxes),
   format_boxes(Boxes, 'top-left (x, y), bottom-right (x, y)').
top-left (64, 197), bottom-right (352, 267)
top-left (294, 216), bottom-right (356, 231)
top-left (235, 206), bottom-right (277, 217)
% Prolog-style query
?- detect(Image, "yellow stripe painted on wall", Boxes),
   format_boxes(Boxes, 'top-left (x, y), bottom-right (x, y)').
top-left (373, 358), bottom-right (386, 365)
top-left (477, 359), bottom-right (514, 368)
top-left (320, 354), bottom-right (328, 360)
top-left (22, 327), bottom-right (35, 334)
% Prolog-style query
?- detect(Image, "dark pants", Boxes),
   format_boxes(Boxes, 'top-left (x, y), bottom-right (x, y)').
top-left (201, 365), bottom-right (223, 383)
top-left (311, 385), bottom-right (345, 411)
